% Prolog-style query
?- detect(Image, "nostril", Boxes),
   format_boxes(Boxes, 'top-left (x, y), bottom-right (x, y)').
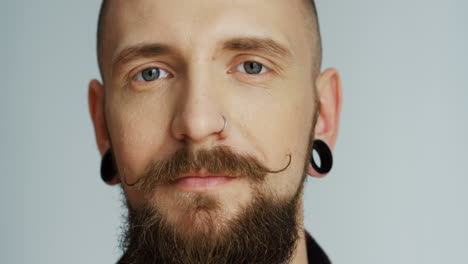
top-left (171, 109), bottom-right (227, 143)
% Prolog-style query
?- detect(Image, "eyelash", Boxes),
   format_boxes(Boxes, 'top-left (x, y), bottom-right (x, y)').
top-left (131, 60), bottom-right (272, 85)
top-left (133, 67), bottom-right (172, 82)
top-left (232, 61), bottom-right (270, 75)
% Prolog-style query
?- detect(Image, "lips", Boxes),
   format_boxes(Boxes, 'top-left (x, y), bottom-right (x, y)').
top-left (172, 172), bottom-right (237, 191)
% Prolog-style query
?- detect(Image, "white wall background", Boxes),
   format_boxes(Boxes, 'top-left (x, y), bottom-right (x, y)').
top-left (1, 0), bottom-right (467, 263)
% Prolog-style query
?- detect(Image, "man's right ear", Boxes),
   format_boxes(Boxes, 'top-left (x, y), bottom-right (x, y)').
top-left (88, 79), bottom-right (108, 156)
top-left (88, 79), bottom-right (119, 185)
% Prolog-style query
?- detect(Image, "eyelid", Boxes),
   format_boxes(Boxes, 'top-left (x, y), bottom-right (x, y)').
top-left (235, 62), bottom-right (270, 74)
top-left (133, 67), bottom-right (171, 82)
top-left (127, 63), bottom-right (174, 83)
top-left (227, 55), bottom-right (278, 75)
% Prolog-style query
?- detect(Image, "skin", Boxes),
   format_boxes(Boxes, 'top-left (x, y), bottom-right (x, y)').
top-left (88, 0), bottom-right (342, 263)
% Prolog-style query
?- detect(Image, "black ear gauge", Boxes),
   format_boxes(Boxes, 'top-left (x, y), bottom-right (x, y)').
top-left (100, 149), bottom-right (116, 183)
top-left (310, 139), bottom-right (333, 174)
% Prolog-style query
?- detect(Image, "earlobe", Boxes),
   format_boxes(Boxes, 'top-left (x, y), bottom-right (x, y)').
top-left (101, 149), bottom-right (119, 185)
top-left (306, 139), bottom-right (333, 178)
top-left (307, 163), bottom-right (326, 178)
top-left (88, 79), bottom-right (109, 156)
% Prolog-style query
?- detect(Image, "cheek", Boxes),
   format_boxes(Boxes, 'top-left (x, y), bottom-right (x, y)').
top-left (106, 93), bottom-right (172, 183)
top-left (237, 83), bottom-right (315, 197)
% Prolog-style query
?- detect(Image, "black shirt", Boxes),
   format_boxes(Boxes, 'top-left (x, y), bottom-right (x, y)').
top-left (305, 230), bottom-right (331, 264)
top-left (118, 230), bottom-right (331, 263)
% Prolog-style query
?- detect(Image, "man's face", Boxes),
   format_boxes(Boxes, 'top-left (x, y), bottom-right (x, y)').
top-left (90, 0), bottom-right (332, 262)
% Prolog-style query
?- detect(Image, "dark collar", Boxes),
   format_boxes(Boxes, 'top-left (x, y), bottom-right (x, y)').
top-left (118, 230), bottom-right (331, 264)
top-left (305, 230), bottom-right (332, 264)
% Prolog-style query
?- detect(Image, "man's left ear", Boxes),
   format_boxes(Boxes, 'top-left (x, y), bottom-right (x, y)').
top-left (307, 68), bottom-right (343, 178)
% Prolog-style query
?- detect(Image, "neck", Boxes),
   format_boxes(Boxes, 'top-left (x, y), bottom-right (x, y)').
top-left (291, 230), bottom-right (309, 264)
top-left (289, 196), bottom-right (309, 264)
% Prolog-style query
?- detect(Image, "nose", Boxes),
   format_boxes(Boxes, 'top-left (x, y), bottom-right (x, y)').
top-left (171, 76), bottom-right (227, 144)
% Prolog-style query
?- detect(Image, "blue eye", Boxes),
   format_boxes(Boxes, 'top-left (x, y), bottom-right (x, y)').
top-left (236, 61), bottom-right (269, 75)
top-left (134, 67), bottom-right (170, 82)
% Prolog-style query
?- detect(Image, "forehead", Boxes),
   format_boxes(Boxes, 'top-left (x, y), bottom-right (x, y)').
top-left (103, 0), bottom-right (312, 72)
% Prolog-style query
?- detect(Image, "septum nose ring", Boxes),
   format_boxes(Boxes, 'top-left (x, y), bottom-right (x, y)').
top-left (217, 115), bottom-right (227, 134)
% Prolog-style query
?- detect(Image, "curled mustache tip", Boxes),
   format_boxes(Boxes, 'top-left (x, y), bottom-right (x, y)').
top-left (266, 153), bottom-right (292, 174)
top-left (124, 175), bottom-right (140, 187)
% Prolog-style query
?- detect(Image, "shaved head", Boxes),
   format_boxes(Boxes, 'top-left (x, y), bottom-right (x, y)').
top-left (95, 0), bottom-right (322, 81)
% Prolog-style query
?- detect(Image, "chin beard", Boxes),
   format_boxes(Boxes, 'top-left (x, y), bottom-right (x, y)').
top-left (118, 184), bottom-right (303, 264)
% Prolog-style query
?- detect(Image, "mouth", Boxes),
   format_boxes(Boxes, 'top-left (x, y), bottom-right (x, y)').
top-left (171, 172), bottom-right (238, 192)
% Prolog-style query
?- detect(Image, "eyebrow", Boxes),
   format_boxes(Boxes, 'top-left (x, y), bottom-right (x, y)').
top-left (112, 36), bottom-right (292, 70)
top-left (221, 37), bottom-right (292, 60)
top-left (112, 43), bottom-right (175, 70)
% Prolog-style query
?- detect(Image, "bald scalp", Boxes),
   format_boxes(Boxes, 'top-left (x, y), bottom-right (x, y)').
top-left (96, 0), bottom-right (110, 79)
top-left (96, 0), bottom-right (322, 81)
